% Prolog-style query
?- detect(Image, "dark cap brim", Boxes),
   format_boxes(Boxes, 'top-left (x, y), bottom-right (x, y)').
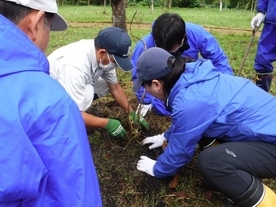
top-left (133, 79), bottom-right (143, 92)
top-left (113, 54), bottom-right (133, 72)
top-left (51, 13), bottom-right (68, 31)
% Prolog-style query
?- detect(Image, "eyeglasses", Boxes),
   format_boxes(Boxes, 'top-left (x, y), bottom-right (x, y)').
top-left (170, 38), bottom-right (184, 53)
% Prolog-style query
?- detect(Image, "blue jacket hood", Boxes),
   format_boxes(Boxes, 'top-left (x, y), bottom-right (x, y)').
top-left (169, 59), bottom-right (219, 99)
top-left (0, 15), bottom-right (49, 77)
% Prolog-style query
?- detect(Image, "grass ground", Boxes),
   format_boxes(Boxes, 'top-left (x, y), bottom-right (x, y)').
top-left (47, 6), bottom-right (276, 206)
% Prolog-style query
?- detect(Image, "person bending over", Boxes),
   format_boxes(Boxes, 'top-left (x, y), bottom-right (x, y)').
top-left (135, 47), bottom-right (275, 207)
top-left (48, 27), bottom-right (149, 138)
top-left (131, 13), bottom-right (233, 117)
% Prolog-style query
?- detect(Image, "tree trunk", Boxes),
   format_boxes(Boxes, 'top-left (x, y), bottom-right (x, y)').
top-left (168, 0), bottom-right (172, 9)
top-left (251, 0), bottom-right (256, 12)
top-left (163, 0), bottom-right (166, 9)
top-left (103, 0), bottom-right (107, 14)
top-left (150, 0), bottom-right (154, 13)
top-left (201, 0), bottom-right (205, 8)
top-left (111, 0), bottom-right (127, 32)
top-left (219, 0), bottom-right (222, 11)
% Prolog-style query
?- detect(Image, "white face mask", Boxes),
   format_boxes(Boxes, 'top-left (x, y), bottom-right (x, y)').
top-left (99, 54), bottom-right (117, 71)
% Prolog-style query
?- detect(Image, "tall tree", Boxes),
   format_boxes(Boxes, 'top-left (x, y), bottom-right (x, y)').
top-left (111, 0), bottom-right (127, 31)
top-left (103, 0), bottom-right (107, 14)
top-left (250, 0), bottom-right (256, 12)
top-left (150, 0), bottom-right (154, 13)
top-left (163, 0), bottom-right (172, 9)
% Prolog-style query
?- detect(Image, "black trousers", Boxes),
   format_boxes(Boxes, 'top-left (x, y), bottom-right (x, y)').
top-left (197, 141), bottom-right (276, 206)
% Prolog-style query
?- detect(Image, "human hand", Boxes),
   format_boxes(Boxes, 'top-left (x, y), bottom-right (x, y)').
top-left (142, 133), bottom-right (167, 149)
top-left (136, 103), bottom-right (152, 117)
top-left (251, 12), bottom-right (265, 29)
top-left (130, 111), bottom-right (150, 131)
top-left (104, 118), bottom-right (126, 138)
top-left (137, 156), bottom-right (156, 176)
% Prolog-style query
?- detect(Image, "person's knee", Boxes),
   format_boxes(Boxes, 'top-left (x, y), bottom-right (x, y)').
top-left (197, 147), bottom-right (216, 178)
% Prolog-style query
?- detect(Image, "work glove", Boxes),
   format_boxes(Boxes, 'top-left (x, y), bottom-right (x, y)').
top-left (137, 156), bottom-right (156, 176)
top-left (130, 111), bottom-right (150, 131)
top-left (142, 133), bottom-right (166, 149)
top-left (251, 12), bottom-right (265, 29)
top-left (104, 118), bottom-right (126, 138)
top-left (136, 103), bottom-right (152, 117)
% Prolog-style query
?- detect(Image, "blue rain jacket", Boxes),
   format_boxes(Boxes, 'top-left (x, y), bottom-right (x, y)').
top-left (154, 58), bottom-right (276, 178)
top-left (0, 15), bottom-right (102, 206)
top-left (131, 22), bottom-right (233, 115)
top-left (254, 0), bottom-right (276, 71)
top-left (257, 0), bottom-right (276, 24)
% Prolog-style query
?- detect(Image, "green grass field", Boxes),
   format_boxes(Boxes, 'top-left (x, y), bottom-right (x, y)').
top-left (47, 6), bottom-right (276, 207)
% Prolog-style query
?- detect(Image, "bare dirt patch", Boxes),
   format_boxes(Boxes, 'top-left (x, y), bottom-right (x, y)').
top-left (69, 22), bottom-right (261, 37)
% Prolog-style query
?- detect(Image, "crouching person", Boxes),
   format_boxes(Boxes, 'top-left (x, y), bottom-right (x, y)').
top-left (48, 27), bottom-right (149, 138)
top-left (135, 47), bottom-right (276, 207)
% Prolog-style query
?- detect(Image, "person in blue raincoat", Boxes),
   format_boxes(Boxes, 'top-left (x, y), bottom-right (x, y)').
top-left (131, 13), bottom-right (233, 117)
top-left (134, 47), bottom-right (276, 207)
top-left (0, 0), bottom-right (102, 206)
top-left (250, 0), bottom-right (276, 92)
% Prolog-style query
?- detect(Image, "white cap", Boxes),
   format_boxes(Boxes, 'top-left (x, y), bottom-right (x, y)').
top-left (5, 0), bottom-right (67, 31)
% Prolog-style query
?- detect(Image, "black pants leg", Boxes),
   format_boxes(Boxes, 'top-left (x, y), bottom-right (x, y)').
top-left (197, 142), bottom-right (276, 206)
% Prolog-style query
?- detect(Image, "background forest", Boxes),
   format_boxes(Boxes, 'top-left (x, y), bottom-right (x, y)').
top-left (57, 0), bottom-right (256, 10)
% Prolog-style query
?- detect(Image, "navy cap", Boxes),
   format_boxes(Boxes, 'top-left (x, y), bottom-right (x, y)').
top-left (97, 27), bottom-right (133, 72)
top-left (133, 47), bottom-right (174, 92)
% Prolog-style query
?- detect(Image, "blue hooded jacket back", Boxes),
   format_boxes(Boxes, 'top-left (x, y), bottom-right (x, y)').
top-left (0, 15), bottom-right (102, 206)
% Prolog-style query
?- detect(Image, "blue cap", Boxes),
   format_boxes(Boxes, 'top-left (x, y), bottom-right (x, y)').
top-left (133, 47), bottom-right (174, 92)
top-left (97, 27), bottom-right (133, 72)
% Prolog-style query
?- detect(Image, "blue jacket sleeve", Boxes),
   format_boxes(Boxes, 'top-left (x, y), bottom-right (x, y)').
top-left (154, 93), bottom-right (218, 178)
top-left (131, 34), bottom-right (155, 104)
top-left (185, 23), bottom-right (233, 75)
top-left (257, 0), bottom-right (267, 14)
top-left (259, 0), bottom-right (276, 23)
